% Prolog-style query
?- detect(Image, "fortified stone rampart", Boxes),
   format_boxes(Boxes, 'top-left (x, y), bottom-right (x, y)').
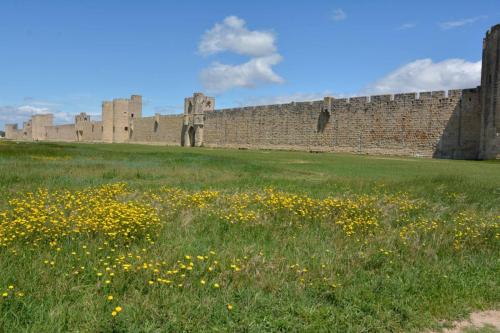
top-left (3, 24), bottom-right (500, 160)
top-left (75, 113), bottom-right (103, 142)
top-left (5, 120), bottom-right (32, 140)
top-left (45, 124), bottom-right (76, 142)
top-left (202, 89), bottom-right (481, 158)
top-left (129, 114), bottom-right (183, 145)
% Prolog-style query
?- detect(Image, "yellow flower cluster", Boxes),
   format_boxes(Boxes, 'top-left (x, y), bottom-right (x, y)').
top-left (399, 218), bottom-right (440, 244)
top-left (452, 212), bottom-right (500, 250)
top-left (150, 187), bottom-right (382, 237)
top-left (0, 183), bottom-right (159, 247)
top-left (1, 183), bottom-right (498, 254)
top-left (146, 186), bottom-right (498, 248)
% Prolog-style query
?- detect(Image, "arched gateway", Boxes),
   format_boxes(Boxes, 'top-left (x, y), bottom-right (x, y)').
top-left (182, 93), bottom-right (215, 147)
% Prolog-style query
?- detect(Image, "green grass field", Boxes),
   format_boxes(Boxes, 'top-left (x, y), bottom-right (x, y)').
top-left (0, 140), bottom-right (498, 332)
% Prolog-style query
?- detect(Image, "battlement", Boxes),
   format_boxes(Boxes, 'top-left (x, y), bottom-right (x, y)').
top-left (213, 89), bottom-right (475, 115)
top-left (75, 112), bottom-right (91, 123)
top-left (5, 124), bottom-right (18, 130)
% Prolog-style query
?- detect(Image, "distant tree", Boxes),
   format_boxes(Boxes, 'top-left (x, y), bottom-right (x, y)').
top-left (0, 131), bottom-right (5, 137)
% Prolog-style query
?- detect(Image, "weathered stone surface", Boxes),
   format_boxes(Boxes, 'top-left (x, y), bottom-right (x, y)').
top-left (480, 24), bottom-right (500, 159)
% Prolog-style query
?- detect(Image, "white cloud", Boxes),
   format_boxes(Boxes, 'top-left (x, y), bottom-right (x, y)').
top-left (332, 9), bottom-right (347, 22)
top-left (362, 58), bottom-right (481, 95)
top-left (201, 54), bottom-right (284, 93)
top-left (199, 16), bottom-right (277, 57)
top-left (439, 16), bottom-right (487, 30)
top-left (199, 16), bottom-right (284, 93)
top-left (397, 23), bottom-right (417, 30)
top-left (0, 103), bottom-right (73, 129)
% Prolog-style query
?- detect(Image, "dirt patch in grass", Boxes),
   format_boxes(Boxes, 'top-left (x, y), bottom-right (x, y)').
top-left (439, 310), bottom-right (500, 332)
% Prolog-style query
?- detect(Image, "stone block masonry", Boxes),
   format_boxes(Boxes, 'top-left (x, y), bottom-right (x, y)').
top-left (4, 24), bottom-right (500, 160)
top-left (480, 24), bottom-right (500, 159)
top-left (31, 114), bottom-right (54, 141)
top-left (203, 89), bottom-right (481, 158)
top-left (129, 114), bottom-right (183, 145)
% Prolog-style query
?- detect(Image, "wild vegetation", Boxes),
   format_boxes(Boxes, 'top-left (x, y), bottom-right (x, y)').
top-left (0, 141), bottom-right (498, 332)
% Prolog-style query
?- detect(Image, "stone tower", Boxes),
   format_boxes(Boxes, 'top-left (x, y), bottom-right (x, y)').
top-left (129, 95), bottom-right (142, 139)
top-left (31, 114), bottom-right (53, 141)
top-left (102, 101), bottom-right (114, 143)
top-left (75, 112), bottom-right (90, 141)
top-left (129, 95), bottom-right (142, 119)
top-left (480, 24), bottom-right (500, 159)
top-left (101, 95), bottom-right (142, 143)
top-left (4, 124), bottom-right (18, 139)
top-left (182, 92), bottom-right (214, 147)
top-left (112, 99), bottom-right (130, 143)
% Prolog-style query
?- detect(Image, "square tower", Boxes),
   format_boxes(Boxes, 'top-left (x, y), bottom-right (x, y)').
top-left (101, 95), bottom-right (142, 143)
top-left (31, 114), bottom-right (53, 141)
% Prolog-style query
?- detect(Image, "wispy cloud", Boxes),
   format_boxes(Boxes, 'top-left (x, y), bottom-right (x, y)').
top-left (199, 16), bottom-right (284, 94)
top-left (332, 8), bottom-right (347, 22)
top-left (439, 16), bottom-right (487, 30)
top-left (397, 23), bottom-right (417, 30)
top-left (238, 91), bottom-right (336, 106)
top-left (240, 55), bottom-right (482, 106)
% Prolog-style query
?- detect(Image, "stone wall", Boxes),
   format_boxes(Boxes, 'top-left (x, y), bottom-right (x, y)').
top-left (130, 114), bottom-right (183, 145)
top-left (202, 89), bottom-right (481, 158)
top-left (434, 89), bottom-right (482, 159)
top-left (46, 124), bottom-right (77, 142)
top-left (204, 101), bottom-right (328, 150)
top-left (76, 120), bottom-right (103, 142)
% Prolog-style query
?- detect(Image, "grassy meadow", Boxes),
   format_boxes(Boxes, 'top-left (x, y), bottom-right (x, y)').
top-left (0, 140), bottom-right (498, 332)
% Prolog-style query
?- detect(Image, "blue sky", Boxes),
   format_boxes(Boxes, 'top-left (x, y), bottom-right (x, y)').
top-left (1, 0), bottom-right (499, 128)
